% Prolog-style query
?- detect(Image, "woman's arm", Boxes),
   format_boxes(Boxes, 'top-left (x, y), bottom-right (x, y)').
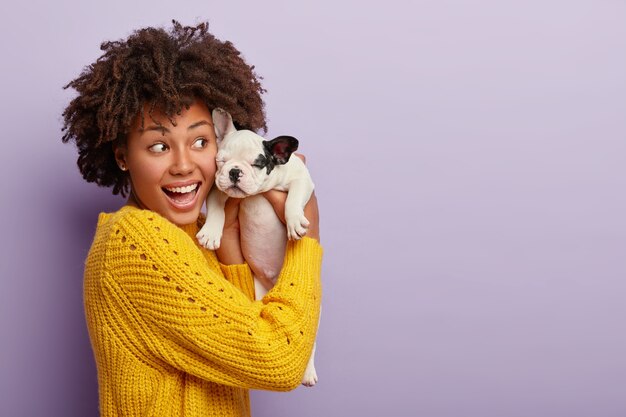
top-left (105, 208), bottom-right (322, 390)
top-left (263, 190), bottom-right (320, 242)
top-left (215, 197), bottom-right (245, 265)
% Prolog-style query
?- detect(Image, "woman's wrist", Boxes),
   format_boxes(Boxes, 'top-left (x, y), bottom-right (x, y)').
top-left (215, 227), bottom-right (245, 264)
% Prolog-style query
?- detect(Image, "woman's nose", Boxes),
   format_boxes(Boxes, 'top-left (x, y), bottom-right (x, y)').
top-left (170, 149), bottom-right (195, 175)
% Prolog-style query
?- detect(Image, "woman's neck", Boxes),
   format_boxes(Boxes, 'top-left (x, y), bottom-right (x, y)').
top-left (127, 189), bottom-right (145, 210)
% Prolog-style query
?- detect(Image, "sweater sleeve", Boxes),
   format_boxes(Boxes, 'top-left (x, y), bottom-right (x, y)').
top-left (219, 262), bottom-right (256, 300)
top-left (103, 209), bottom-right (322, 391)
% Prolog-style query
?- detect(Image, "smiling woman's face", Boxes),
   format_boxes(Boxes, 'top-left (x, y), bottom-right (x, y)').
top-left (115, 101), bottom-right (218, 226)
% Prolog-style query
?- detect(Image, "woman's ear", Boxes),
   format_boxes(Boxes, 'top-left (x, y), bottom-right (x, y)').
top-left (113, 144), bottom-right (128, 171)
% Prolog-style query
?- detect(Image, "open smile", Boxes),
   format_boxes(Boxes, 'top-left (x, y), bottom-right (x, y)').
top-left (162, 181), bottom-right (202, 210)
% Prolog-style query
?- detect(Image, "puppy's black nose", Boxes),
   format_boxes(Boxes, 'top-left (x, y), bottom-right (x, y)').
top-left (229, 168), bottom-right (242, 183)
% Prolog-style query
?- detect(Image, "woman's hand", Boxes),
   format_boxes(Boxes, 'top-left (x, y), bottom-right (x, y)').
top-left (215, 197), bottom-right (245, 264)
top-left (263, 153), bottom-right (320, 242)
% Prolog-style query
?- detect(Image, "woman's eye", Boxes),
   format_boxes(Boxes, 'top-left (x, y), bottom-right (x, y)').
top-left (192, 137), bottom-right (208, 149)
top-left (148, 143), bottom-right (168, 153)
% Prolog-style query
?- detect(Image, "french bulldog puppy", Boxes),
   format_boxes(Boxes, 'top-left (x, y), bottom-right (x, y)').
top-left (196, 108), bottom-right (319, 386)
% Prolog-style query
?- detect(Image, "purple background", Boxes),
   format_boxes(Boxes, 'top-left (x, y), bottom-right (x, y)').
top-left (1, 1), bottom-right (625, 416)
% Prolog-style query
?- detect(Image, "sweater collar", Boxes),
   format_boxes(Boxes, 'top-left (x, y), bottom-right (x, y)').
top-left (101, 205), bottom-right (204, 239)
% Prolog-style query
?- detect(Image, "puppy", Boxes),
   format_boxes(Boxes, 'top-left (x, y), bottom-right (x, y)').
top-left (196, 108), bottom-right (319, 386)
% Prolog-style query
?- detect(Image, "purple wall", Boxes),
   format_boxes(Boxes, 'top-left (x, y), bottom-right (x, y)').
top-left (1, 1), bottom-right (625, 416)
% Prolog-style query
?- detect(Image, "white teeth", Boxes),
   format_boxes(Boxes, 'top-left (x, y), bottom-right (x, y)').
top-left (164, 183), bottom-right (199, 193)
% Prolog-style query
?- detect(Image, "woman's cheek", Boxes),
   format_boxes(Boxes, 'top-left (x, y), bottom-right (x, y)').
top-left (202, 158), bottom-right (218, 195)
top-left (208, 147), bottom-right (219, 177)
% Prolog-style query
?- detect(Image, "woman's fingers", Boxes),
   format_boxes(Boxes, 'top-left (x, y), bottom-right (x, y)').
top-left (294, 152), bottom-right (306, 164)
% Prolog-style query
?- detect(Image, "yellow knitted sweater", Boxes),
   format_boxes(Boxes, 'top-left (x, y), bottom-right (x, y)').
top-left (84, 205), bottom-right (322, 417)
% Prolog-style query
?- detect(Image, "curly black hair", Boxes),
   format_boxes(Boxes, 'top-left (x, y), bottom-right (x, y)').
top-left (62, 20), bottom-right (267, 196)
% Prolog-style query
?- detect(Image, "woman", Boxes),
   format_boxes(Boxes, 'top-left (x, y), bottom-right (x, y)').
top-left (62, 21), bottom-right (322, 417)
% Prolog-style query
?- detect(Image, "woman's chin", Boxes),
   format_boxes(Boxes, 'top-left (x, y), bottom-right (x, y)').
top-left (164, 208), bottom-right (202, 226)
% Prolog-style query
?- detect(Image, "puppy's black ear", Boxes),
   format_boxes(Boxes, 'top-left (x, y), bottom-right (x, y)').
top-left (263, 136), bottom-right (299, 165)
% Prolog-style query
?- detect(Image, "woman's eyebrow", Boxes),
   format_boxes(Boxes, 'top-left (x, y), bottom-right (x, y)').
top-left (141, 120), bottom-right (212, 133)
top-left (187, 120), bottom-right (213, 130)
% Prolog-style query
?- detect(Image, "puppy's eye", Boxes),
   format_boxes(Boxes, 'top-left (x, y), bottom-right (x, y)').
top-left (192, 137), bottom-right (208, 149)
top-left (252, 154), bottom-right (267, 169)
top-left (149, 143), bottom-right (168, 153)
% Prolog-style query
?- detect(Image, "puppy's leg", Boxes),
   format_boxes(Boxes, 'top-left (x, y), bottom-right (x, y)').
top-left (253, 278), bottom-right (269, 301)
top-left (196, 186), bottom-right (229, 250)
top-left (301, 342), bottom-right (318, 387)
top-left (301, 305), bottom-right (321, 387)
top-left (284, 178), bottom-right (314, 240)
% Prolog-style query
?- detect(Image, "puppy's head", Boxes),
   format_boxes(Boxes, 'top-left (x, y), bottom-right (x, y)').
top-left (212, 108), bottom-right (298, 198)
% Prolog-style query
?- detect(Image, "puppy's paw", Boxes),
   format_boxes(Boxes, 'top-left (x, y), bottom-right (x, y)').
top-left (301, 366), bottom-right (318, 387)
top-left (196, 226), bottom-right (222, 250)
top-left (286, 212), bottom-right (309, 241)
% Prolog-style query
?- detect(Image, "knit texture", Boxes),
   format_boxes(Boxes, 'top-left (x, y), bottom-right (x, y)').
top-left (84, 205), bottom-right (322, 416)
